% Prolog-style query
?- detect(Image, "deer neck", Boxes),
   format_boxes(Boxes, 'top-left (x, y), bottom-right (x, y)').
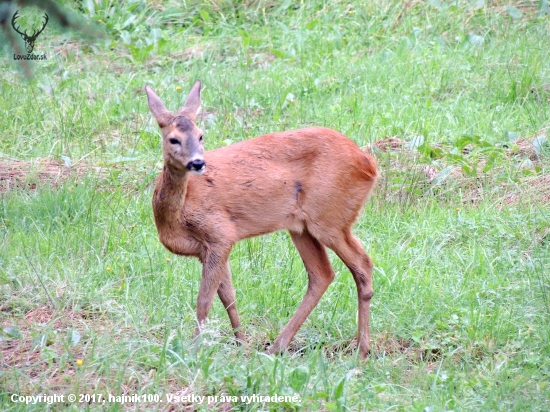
top-left (153, 165), bottom-right (190, 227)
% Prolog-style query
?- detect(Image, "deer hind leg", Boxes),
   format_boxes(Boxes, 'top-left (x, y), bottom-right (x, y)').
top-left (325, 230), bottom-right (374, 359)
top-left (268, 230), bottom-right (335, 355)
top-left (217, 261), bottom-right (247, 343)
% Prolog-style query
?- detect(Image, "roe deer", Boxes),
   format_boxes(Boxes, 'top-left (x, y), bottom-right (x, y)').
top-left (145, 81), bottom-right (378, 358)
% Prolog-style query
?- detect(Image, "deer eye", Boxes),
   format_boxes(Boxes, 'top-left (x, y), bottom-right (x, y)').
top-left (199, 135), bottom-right (203, 142)
top-left (169, 138), bottom-right (181, 145)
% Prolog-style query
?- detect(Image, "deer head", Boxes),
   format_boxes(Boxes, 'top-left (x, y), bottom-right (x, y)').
top-left (11, 11), bottom-right (49, 54)
top-left (145, 81), bottom-right (206, 175)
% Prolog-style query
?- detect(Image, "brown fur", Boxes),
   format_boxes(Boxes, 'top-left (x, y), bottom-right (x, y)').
top-left (146, 81), bottom-right (378, 358)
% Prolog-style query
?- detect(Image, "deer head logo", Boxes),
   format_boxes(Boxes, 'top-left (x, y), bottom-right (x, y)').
top-left (11, 11), bottom-right (49, 54)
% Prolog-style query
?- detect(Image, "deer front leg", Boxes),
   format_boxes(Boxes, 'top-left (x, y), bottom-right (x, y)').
top-left (217, 261), bottom-right (247, 343)
top-left (194, 249), bottom-right (231, 338)
top-left (268, 230), bottom-right (335, 355)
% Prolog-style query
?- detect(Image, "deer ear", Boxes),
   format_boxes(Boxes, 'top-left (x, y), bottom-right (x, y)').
top-left (179, 80), bottom-right (202, 122)
top-left (145, 85), bottom-right (172, 127)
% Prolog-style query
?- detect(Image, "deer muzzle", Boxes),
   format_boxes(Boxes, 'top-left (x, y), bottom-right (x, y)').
top-left (187, 158), bottom-right (206, 175)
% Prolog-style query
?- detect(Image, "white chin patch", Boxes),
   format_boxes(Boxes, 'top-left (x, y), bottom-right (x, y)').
top-left (191, 166), bottom-right (206, 175)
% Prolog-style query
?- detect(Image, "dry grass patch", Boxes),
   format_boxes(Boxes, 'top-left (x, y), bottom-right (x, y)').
top-left (2, 305), bottom-right (96, 393)
top-left (367, 135), bottom-right (550, 206)
top-left (0, 157), bottom-right (104, 193)
top-left (1, 305), bottom-right (180, 402)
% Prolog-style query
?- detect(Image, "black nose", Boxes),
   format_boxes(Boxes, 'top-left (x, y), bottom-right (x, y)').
top-left (186, 159), bottom-right (205, 172)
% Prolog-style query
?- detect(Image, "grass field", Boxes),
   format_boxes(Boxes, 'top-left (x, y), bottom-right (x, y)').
top-left (1, 0), bottom-right (549, 410)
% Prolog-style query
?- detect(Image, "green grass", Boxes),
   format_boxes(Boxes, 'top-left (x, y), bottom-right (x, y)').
top-left (1, 0), bottom-right (550, 410)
